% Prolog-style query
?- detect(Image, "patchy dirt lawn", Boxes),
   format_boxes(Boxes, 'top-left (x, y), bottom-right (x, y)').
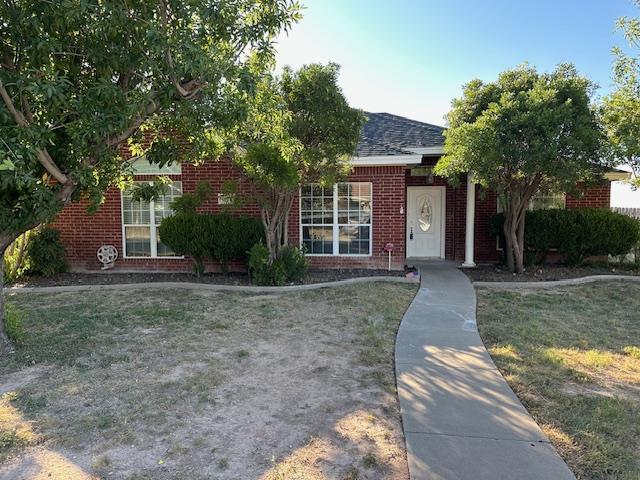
top-left (0, 282), bottom-right (417, 480)
top-left (463, 263), bottom-right (640, 283)
top-left (477, 282), bottom-right (640, 479)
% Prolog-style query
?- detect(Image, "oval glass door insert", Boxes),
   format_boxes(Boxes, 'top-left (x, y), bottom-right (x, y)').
top-left (418, 197), bottom-right (432, 232)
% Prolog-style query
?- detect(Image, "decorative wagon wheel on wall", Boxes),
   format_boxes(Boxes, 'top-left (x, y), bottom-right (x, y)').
top-left (97, 245), bottom-right (118, 270)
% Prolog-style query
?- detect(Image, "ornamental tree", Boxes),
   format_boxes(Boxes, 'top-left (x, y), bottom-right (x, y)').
top-left (0, 0), bottom-right (301, 354)
top-left (434, 64), bottom-right (605, 273)
top-left (602, 2), bottom-right (640, 187)
top-left (236, 63), bottom-right (366, 260)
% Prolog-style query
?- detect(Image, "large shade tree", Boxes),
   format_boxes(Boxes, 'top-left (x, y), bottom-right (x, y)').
top-left (434, 64), bottom-right (605, 273)
top-left (0, 0), bottom-right (301, 354)
top-left (236, 63), bottom-right (366, 260)
top-left (602, 1), bottom-right (640, 187)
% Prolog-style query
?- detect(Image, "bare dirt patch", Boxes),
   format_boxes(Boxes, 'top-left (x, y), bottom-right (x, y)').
top-left (0, 282), bottom-right (416, 479)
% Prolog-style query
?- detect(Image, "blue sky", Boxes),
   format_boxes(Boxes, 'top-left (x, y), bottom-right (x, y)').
top-left (276, 0), bottom-right (638, 126)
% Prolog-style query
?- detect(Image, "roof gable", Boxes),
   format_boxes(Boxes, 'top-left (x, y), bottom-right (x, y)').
top-left (356, 112), bottom-right (445, 157)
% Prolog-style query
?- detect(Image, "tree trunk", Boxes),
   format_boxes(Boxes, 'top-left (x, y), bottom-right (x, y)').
top-left (503, 198), bottom-right (526, 274)
top-left (516, 207), bottom-right (526, 272)
top-left (0, 235), bottom-right (16, 356)
top-left (262, 189), bottom-right (295, 262)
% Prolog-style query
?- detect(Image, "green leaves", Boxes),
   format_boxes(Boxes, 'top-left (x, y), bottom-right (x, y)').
top-left (237, 63), bottom-right (365, 190)
top-left (435, 64), bottom-right (604, 193)
top-left (0, 160), bottom-right (15, 172)
top-left (0, 0), bottom-right (301, 243)
top-left (602, 5), bottom-right (640, 187)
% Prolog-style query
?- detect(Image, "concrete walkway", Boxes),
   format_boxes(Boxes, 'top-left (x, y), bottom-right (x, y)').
top-left (395, 261), bottom-right (575, 480)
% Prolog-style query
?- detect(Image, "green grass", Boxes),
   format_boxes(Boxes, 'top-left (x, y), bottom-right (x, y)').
top-left (477, 282), bottom-right (640, 480)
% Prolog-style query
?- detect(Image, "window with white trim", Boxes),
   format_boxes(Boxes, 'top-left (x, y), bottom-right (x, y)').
top-left (122, 182), bottom-right (182, 257)
top-left (528, 192), bottom-right (565, 210)
top-left (301, 182), bottom-right (372, 255)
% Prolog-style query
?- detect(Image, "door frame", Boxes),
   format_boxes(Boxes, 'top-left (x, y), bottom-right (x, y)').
top-left (406, 186), bottom-right (446, 259)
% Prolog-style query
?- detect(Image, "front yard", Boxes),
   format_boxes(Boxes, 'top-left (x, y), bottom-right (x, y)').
top-left (0, 282), bottom-right (417, 480)
top-left (477, 282), bottom-right (640, 479)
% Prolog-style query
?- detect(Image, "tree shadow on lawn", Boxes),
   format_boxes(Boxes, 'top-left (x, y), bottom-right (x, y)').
top-left (476, 282), bottom-right (640, 479)
top-left (0, 283), bottom-right (417, 479)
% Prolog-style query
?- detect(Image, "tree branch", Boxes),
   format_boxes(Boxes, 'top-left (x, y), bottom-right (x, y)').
top-left (158, 0), bottom-right (207, 100)
top-left (0, 78), bottom-right (69, 185)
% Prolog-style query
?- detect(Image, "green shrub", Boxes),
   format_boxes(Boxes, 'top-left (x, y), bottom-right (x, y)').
top-left (276, 245), bottom-right (308, 283)
top-left (247, 243), bottom-right (278, 285)
top-left (26, 227), bottom-right (67, 277)
top-left (159, 213), bottom-right (211, 274)
top-left (159, 213), bottom-right (265, 274)
top-left (208, 214), bottom-right (264, 272)
top-left (247, 243), bottom-right (308, 286)
top-left (491, 208), bottom-right (640, 265)
top-left (4, 304), bottom-right (25, 344)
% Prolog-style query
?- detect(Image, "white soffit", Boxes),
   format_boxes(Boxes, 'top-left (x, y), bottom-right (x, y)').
top-left (351, 154), bottom-right (424, 166)
top-left (406, 146), bottom-right (444, 155)
top-left (605, 171), bottom-right (632, 181)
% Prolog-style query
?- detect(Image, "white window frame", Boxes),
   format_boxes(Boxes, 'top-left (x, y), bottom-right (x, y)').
top-left (299, 182), bottom-right (373, 257)
top-left (121, 181), bottom-right (184, 259)
top-left (130, 156), bottom-right (182, 175)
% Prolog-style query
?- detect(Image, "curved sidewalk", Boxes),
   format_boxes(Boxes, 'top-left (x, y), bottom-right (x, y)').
top-left (395, 261), bottom-right (575, 480)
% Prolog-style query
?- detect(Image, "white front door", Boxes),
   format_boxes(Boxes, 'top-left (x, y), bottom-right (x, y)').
top-left (406, 186), bottom-right (444, 258)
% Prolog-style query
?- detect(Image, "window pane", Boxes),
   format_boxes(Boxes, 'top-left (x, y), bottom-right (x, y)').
top-left (339, 226), bottom-right (370, 255)
top-left (156, 227), bottom-right (175, 257)
top-left (529, 193), bottom-right (565, 211)
top-left (155, 182), bottom-right (182, 223)
top-left (125, 226), bottom-right (151, 257)
top-left (300, 182), bottom-right (371, 255)
top-left (122, 194), bottom-right (151, 225)
top-left (131, 157), bottom-right (182, 174)
top-left (302, 226), bottom-right (334, 254)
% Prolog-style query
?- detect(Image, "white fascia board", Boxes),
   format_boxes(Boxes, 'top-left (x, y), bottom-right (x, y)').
top-left (605, 171), bottom-right (632, 181)
top-left (406, 146), bottom-right (444, 155)
top-left (351, 155), bottom-right (423, 166)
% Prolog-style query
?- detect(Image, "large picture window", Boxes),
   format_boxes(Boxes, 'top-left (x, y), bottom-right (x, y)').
top-left (301, 182), bottom-right (372, 256)
top-left (121, 182), bottom-right (182, 257)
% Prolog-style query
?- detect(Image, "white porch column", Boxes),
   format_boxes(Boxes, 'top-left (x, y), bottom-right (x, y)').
top-left (462, 172), bottom-right (476, 268)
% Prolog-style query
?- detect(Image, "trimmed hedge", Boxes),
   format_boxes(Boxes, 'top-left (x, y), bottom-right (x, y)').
top-left (490, 208), bottom-right (640, 265)
top-left (159, 213), bottom-right (264, 274)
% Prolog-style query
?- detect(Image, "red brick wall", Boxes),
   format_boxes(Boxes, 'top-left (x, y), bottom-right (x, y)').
top-left (52, 162), bottom-right (407, 272)
top-left (52, 157), bottom-right (613, 271)
top-left (51, 159), bottom-right (263, 272)
top-left (566, 183), bottom-right (611, 208)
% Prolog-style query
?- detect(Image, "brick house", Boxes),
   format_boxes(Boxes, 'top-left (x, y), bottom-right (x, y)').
top-left (52, 112), bottom-right (627, 272)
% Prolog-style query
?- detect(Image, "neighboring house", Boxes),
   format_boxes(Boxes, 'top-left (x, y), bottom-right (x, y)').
top-left (52, 112), bottom-right (627, 271)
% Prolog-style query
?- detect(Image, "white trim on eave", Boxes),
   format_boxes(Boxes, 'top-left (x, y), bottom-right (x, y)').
top-left (605, 171), bottom-right (632, 181)
top-left (351, 154), bottom-right (423, 166)
top-left (406, 146), bottom-right (444, 155)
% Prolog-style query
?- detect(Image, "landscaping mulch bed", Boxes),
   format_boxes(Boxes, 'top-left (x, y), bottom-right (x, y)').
top-left (10, 268), bottom-right (405, 288)
top-left (463, 263), bottom-right (640, 283)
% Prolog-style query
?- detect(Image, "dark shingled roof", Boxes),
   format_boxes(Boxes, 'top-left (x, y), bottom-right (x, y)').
top-left (357, 112), bottom-right (445, 157)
